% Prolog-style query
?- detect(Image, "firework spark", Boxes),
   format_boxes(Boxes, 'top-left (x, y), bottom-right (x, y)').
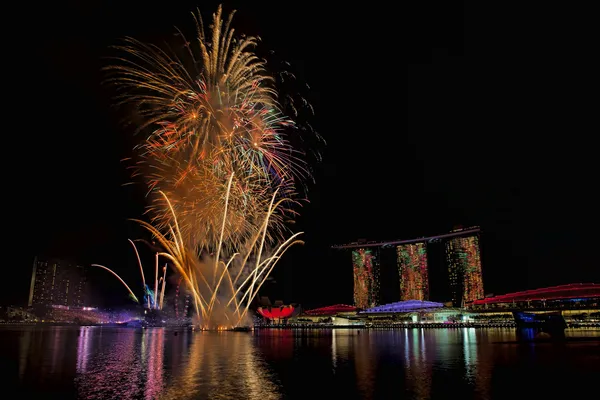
top-left (107, 5), bottom-right (308, 252)
top-left (92, 242), bottom-right (168, 310)
top-left (134, 185), bottom-right (303, 328)
top-left (91, 264), bottom-right (139, 304)
top-left (107, 5), bottom-right (313, 328)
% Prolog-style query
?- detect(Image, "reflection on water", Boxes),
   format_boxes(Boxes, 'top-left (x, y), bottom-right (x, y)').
top-left (161, 331), bottom-right (280, 400)
top-left (76, 326), bottom-right (90, 373)
top-left (463, 328), bottom-right (476, 380)
top-left (1, 326), bottom-right (599, 399)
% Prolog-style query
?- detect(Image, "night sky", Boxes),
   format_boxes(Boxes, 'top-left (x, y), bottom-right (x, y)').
top-left (6, 2), bottom-right (598, 308)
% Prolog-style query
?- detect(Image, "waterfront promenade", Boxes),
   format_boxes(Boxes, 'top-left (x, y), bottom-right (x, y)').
top-left (254, 321), bottom-right (600, 330)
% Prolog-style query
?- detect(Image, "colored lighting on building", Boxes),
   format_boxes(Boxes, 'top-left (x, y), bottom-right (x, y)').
top-left (396, 242), bottom-right (429, 301)
top-left (471, 283), bottom-right (600, 305)
top-left (361, 300), bottom-right (444, 313)
top-left (446, 233), bottom-right (484, 306)
top-left (256, 305), bottom-right (295, 320)
top-left (303, 304), bottom-right (359, 316)
top-left (352, 248), bottom-right (379, 309)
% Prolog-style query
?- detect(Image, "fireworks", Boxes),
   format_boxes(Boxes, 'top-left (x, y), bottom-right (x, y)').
top-left (134, 185), bottom-right (303, 328)
top-left (92, 239), bottom-right (168, 310)
top-left (106, 5), bottom-right (313, 328)
top-left (107, 5), bottom-right (307, 253)
top-left (91, 264), bottom-right (140, 304)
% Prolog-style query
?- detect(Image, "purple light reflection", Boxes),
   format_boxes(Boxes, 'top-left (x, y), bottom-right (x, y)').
top-left (145, 329), bottom-right (165, 399)
top-left (76, 327), bottom-right (92, 373)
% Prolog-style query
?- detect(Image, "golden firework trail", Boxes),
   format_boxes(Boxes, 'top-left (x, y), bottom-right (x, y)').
top-left (91, 264), bottom-right (139, 304)
top-left (134, 182), bottom-right (303, 329)
top-left (106, 5), bottom-right (308, 252)
top-left (107, 5), bottom-right (312, 328)
top-left (92, 242), bottom-right (168, 310)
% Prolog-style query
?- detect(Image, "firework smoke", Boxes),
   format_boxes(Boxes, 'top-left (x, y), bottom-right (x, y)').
top-left (107, 5), bottom-right (313, 328)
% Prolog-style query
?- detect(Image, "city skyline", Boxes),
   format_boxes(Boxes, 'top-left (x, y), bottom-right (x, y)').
top-left (6, 1), bottom-right (599, 309)
top-left (3, 3), bottom-right (599, 399)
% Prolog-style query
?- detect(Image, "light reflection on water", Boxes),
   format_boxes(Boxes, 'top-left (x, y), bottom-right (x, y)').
top-left (73, 327), bottom-right (281, 400)
top-left (2, 326), bottom-right (599, 399)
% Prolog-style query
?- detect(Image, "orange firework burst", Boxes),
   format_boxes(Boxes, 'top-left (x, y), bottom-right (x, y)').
top-left (107, 5), bottom-right (313, 328)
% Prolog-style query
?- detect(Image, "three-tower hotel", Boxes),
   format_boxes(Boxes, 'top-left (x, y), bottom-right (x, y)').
top-left (334, 226), bottom-right (485, 308)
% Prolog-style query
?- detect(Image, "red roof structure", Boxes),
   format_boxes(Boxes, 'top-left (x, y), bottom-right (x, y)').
top-left (257, 305), bottom-right (295, 320)
top-left (303, 304), bottom-right (359, 316)
top-left (471, 283), bottom-right (600, 305)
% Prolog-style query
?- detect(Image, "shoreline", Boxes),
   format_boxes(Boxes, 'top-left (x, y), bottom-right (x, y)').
top-left (2, 322), bottom-right (599, 330)
top-left (253, 323), bottom-right (600, 330)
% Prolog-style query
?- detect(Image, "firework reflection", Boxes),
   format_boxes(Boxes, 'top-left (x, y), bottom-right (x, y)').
top-left (160, 331), bottom-right (280, 400)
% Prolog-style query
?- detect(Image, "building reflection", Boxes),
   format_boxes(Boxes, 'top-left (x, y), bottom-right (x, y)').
top-left (17, 327), bottom-right (78, 391)
top-left (145, 328), bottom-right (165, 399)
top-left (403, 329), bottom-right (432, 400)
top-left (51, 327), bottom-right (62, 373)
top-left (18, 325), bottom-right (595, 399)
top-left (352, 331), bottom-right (378, 398)
top-left (76, 327), bottom-right (143, 399)
top-left (18, 329), bottom-right (33, 381)
top-left (463, 327), bottom-right (477, 381)
top-left (331, 329), bottom-right (337, 368)
top-left (331, 329), bottom-right (352, 368)
top-left (253, 328), bottom-right (295, 361)
top-left (76, 327), bottom-right (92, 373)
top-left (472, 329), bottom-right (495, 399)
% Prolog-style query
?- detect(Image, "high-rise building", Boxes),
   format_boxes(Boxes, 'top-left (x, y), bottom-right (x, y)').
top-left (352, 248), bottom-right (379, 308)
top-left (396, 242), bottom-right (429, 301)
top-left (445, 230), bottom-right (484, 306)
top-left (28, 257), bottom-right (88, 308)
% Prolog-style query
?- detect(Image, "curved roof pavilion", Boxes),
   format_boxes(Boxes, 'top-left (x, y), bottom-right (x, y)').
top-left (471, 283), bottom-right (600, 305)
top-left (361, 300), bottom-right (445, 314)
top-left (303, 304), bottom-right (359, 316)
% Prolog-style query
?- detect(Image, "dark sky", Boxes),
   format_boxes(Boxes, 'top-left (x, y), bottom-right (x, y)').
top-left (6, 1), bottom-right (598, 308)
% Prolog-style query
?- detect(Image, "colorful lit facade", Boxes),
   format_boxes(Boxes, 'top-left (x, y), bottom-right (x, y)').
top-left (396, 243), bottom-right (429, 301)
top-left (446, 232), bottom-right (484, 306)
top-left (352, 248), bottom-right (379, 308)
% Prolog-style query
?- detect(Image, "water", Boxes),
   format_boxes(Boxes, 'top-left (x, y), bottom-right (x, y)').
top-left (1, 326), bottom-right (599, 399)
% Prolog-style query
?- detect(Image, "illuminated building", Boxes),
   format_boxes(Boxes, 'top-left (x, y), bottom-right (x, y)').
top-left (360, 300), bottom-right (464, 324)
top-left (352, 248), bottom-right (379, 308)
top-left (300, 304), bottom-right (362, 325)
top-left (396, 243), bottom-right (429, 301)
top-left (445, 229), bottom-right (484, 306)
top-left (257, 305), bottom-right (295, 324)
top-left (28, 257), bottom-right (88, 308)
top-left (362, 300), bottom-right (444, 313)
top-left (470, 283), bottom-right (600, 308)
top-left (302, 304), bottom-right (359, 317)
top-left (335, 227), bottom-right (484, 308)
